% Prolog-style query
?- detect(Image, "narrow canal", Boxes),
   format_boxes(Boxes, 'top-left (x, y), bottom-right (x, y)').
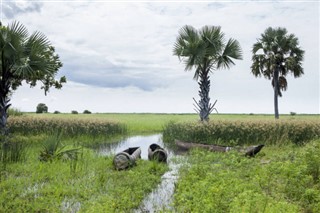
top-left (99, 134), bottom-right (185, 212)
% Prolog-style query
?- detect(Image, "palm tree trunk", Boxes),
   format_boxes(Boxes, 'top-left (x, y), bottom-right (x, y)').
top-left (0, 62), bottom-right (11, 139)
top-left (198, 73), bottom-right (211, 122)
top-left (274, 67), bottom-right (279, 119)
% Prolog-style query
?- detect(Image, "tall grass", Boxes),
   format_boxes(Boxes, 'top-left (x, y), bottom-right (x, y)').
top-left (8, 116), bottom-right (127, 137)
top-left (163, 120), bottom-right (320, 145)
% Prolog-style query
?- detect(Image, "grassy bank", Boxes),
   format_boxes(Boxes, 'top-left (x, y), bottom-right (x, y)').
top-left (172, 140), bottom-right (320, 212)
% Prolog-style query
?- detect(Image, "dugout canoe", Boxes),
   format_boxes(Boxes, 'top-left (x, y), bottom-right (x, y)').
top-left (113, 147), bottom-right (141, 170)
top-left (175, 140), bottom-right (264, 157)
top-left (148, 144), bottom-right (168, 163)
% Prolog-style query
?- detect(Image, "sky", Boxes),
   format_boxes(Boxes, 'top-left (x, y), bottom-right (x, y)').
top-left (1, 0), bottom-right (319, 114)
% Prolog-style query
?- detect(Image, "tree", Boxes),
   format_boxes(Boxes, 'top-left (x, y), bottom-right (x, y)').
top-left (173, 25), bottom-right (242, 121)
top-left (0, 21), bottom-right (65, 136)
top-left (83, 110), bottom-right (91, 114)
top-left (251, 27), bottom-right (304, 119)
top-left (36, 103), bottom-right (48, 113)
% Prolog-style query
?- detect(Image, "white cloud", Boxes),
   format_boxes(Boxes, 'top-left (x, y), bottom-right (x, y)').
top-left (2, 1), bottom-right (320, 114)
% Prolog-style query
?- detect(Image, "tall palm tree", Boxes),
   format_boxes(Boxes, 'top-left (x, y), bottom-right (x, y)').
top-left (0, 21), bottom-right (65, 137)
top-left (251, 27), bottom-right (304, 119)
top-left (173, 25), bottom-right (242, 121)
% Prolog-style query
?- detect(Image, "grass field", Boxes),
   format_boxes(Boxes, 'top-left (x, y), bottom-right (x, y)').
top-left (19, 112), bottom-right (320, 134)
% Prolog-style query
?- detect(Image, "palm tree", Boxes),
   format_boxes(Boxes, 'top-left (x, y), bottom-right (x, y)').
top-left (173, 25), bottom-right (242, 121)
top-left (251, 27), bottom-right (304, 119)
top-left (0, 21), bottom-right (65, 137)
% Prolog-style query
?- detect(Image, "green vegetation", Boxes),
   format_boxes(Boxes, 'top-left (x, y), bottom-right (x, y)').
top-left (0, 21), bottom-right (65, 135)
top-left (0, 141), bottom-right (167, 212)
top-left (173, 25), bottom-right (242, 121)
top-left (172, 140), bottom-right (320, 212)
top-left (8, 115), bottom-right (127, 137)
top-left (251, 27), bottom-right (304, 119)
top-left (163, 119), bottom-right (320, 145)
top-left (2, 113), bottom-right (320, 212)
top-left (36, 103), bottom-right (48, 114)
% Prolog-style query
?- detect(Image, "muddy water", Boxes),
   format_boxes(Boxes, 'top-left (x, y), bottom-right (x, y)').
top-left (99, 134), bottom-right (185, 212)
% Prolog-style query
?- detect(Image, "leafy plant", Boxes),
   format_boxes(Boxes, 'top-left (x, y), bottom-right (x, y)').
top-left (39, 132), bottom-right (81, 162)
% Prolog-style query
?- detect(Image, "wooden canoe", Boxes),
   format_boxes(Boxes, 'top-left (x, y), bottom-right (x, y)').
top-left (175, 140), bottom-right (264, 157)
top-left (148, 143), bottom-right (168, 163)
top-left (113, 147), bottom-right (141, 170)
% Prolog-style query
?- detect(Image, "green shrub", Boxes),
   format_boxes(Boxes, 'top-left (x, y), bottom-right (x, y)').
top-left (83, 110), bottom-right (91, 114)
top-left (71, 110), bottom-right (78, 114)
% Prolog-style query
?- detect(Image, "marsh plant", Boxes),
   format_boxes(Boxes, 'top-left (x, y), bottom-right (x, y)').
top-left (0, 134), bottom-right (28, 166)
top-left (39, 132), bottom-right (81, 162)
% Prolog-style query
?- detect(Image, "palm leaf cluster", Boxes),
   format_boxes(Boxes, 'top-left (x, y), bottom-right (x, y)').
top-left (251, 27), bottom-right (304, 97)
top-left (173, 25), bottom-right (242, 121)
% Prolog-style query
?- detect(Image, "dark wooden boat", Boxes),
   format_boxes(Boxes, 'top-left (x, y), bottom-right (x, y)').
top-left (148, 144), bottom-right (168, 163)
top-left (113, 147), bottom-right (141, 170)
top-left (175, 140), bottom-right (264, 157)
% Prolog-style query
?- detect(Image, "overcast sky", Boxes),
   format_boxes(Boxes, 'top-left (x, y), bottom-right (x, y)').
top-left (1, 0), bottom-right (319, 114)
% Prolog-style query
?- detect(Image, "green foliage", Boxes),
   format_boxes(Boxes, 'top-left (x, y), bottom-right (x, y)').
top-left (0, 21), bottom-right (65, 94)
top-left (83, 110), bottom-right (92, 114)
top-left (53, 110), bottom-right (60, 114)
top-left (39, 132), bottom-right (81, 162)
top-left (36, 103), bottom-right (48, 113)
top-left (173, 141), bottom-right (320, 212)
top-left (7, 107), bottom-right (23, 116)
top-left (71, 110), bottom-right (78, 114)
top-left (173, 25), bottom-right (242, 121)
top-left (163, 120), bottom-right (320, 145)
top-left (0, 145), bottom-right (168, 212)
top-left (0, 139), bottom-right (27, 164)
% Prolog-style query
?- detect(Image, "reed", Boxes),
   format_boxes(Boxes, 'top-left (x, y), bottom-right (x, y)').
top-left (163, 119), bottom-right (320, 145)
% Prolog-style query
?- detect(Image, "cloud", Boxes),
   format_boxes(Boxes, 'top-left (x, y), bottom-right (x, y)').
top-left (3, 1), bottom-right (319, 113)
top-left (3, 1), bottom-right (43, 19)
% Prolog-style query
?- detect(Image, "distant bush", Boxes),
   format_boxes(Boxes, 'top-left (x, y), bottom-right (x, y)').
top-left (83, 110), bottom-right (91, 114)
top-left (290, 112), bottom-right (297, 116)
top-left (53, 111), bottom-right (60, 114)
top-left (71, 110), bottom-right (78, 114)
top-left (36, 103), bottom-right (48, 113)
top-left (8, 108), bottom-right (23, 116)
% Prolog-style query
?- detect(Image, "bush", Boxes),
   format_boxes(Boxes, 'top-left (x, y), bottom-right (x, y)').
top-left (83, 110), bottom-right (91, 114)
top-left (53, 111), bottom-right (60, 114)
top-left (36, 103), bottom-right (48, 113)
top-left (71, 110), bottom-right (78, 114)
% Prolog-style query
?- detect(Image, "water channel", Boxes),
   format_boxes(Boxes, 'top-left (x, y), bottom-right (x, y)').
top-left (99, 134), bottom-right (185, 212)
